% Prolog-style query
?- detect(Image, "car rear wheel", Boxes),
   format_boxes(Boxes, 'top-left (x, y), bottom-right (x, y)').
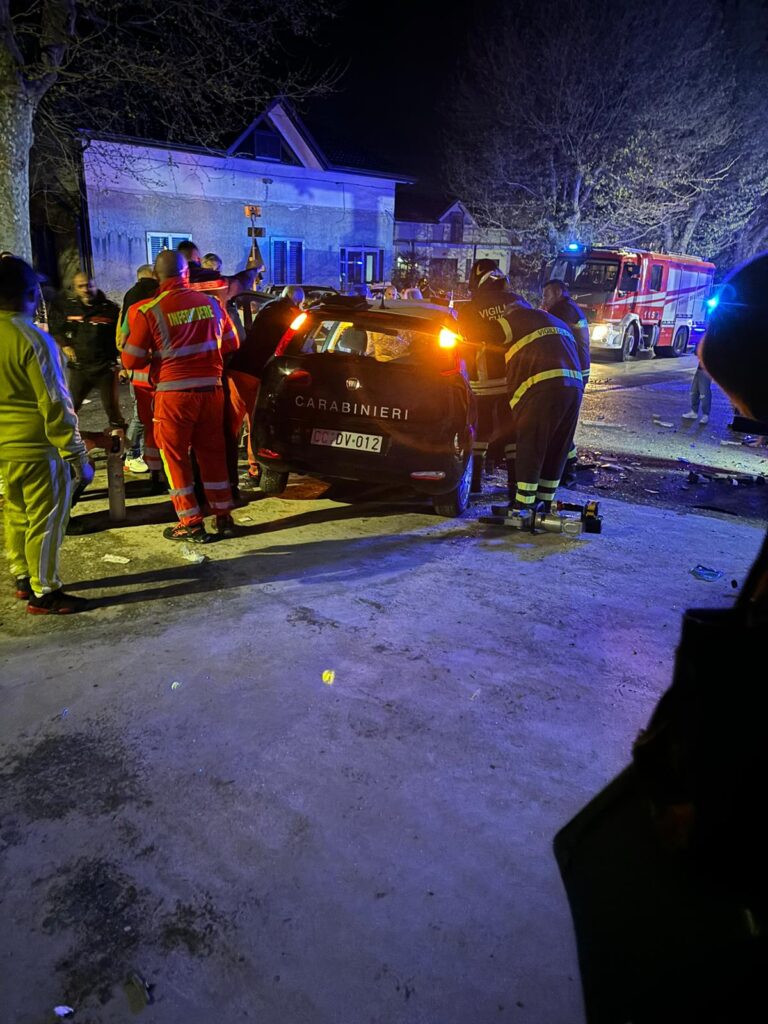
top-left (259, 468), bottom-right (289, 496)
top-left (433, 458), bottom-right (472, 517)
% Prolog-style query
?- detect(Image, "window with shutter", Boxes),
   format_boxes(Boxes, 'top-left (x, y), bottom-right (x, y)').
top-left (146, 232), bottom-right (191, 265)
top-left (270, 238), bottom-right (304, 284)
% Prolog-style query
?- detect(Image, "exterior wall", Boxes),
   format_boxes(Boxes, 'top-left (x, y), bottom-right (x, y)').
top-left (83, 141), bottom-right (397, 301)
top-left (394, 220), bottom-right (515, 280)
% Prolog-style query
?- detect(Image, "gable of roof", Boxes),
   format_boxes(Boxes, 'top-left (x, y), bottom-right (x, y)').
top-left (227, 99), bottom-right (327, 170)
top-left (395, 189), bottom-right (478, 224)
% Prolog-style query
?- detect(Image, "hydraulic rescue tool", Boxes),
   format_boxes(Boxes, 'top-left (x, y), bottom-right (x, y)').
top-left (480, 499), bottom-right (602, 536)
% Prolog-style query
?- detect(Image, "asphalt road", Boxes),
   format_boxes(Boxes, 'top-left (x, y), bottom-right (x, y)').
top-left (3, 357), bottom-right (766, 1023)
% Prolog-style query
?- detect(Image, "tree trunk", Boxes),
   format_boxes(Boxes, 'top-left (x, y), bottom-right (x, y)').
top-left (675, 201), bottom-right (706, 253)
top-left (0, 87), bottom-right (36, 260)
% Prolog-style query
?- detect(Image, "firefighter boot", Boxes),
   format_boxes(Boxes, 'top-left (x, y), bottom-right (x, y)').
top-left (561, 456), bottom-right (578, 487)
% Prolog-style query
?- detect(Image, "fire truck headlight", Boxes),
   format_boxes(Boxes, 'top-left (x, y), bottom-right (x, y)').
top-left (591, 324), bottom-right (610, 341)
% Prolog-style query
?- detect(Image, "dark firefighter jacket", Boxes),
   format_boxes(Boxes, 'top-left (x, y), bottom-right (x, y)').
top-left (119, 278), bottom-right (158, 330)
top-left (49, 292), bottom-right (120, 371)
top-left (227, 296), bottom-right (301, 379)
top-left (458, 289), bottom-right (521, 397)
top-left (486, 306), bottom-right (584, 413)
top-left (548, 296), bottom-right (591, 384)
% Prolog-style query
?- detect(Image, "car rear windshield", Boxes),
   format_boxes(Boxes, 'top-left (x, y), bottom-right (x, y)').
top-left (296, 318), bottom-right (445, 364)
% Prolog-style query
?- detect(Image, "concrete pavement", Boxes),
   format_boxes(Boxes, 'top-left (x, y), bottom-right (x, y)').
top-left (1, 474), bottom-right (764, 1023)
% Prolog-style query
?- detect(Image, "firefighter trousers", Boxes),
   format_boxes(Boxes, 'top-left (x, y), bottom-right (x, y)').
top-left (223, 370), bottom-right (260, 483)
top-left (0, 455), bottom-right (73, 596)
top-left (509, 385), bottom-right (582, 508)
top-left (132, 386), bottom-right (162, 472)
top-left (153, 388), bottom-right (233, 527)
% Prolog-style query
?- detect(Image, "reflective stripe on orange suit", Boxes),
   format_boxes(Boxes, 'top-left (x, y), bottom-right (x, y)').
top-left (121, 275), bottom-right (239, 525)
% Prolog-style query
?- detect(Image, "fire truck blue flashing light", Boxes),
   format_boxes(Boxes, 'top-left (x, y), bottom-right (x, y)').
top-left (566, 242), bottom-right (581, 251)
top-left (706, 295), bottom-right (719, 310)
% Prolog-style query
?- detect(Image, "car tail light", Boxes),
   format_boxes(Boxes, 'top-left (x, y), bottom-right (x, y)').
top-left (274, 312), bottom-right (310, 357)
top-left (258, 448), bottom-right (281, 459)
top-left (410, 471), bottom-right (447, 481)
top-left (287, 369), bottom-right (312, 385)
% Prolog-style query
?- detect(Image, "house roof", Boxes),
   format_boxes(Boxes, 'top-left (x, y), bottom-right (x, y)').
top-left (227, 99), bottom-right (414, 182)
top-left (394, 189), bottom-right (476, 224)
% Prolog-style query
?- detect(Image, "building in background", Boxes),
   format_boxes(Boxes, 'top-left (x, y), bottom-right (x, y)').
top-left (393, 193), bottom-right (517, 290)
top-left (81, 101), bottom-right (408, 301)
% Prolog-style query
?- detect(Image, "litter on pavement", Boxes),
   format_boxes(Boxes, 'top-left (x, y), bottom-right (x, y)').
top-left (171, 681), bottom-right (182, 690)
top-left (180, 545), bottom-right (208, 563)
top-left (53, 1009), bottom-right (74, 1019)
top-left (123, 971), bottom-right (153, 1011)
top-left (690, 565), bottom-right (724, 582)
top-left (101, 553), bottom-right (131, 564)
top-left (322, 669), bottom-right (336, 685)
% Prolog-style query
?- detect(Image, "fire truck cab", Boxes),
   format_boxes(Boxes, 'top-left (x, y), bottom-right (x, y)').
top-left (547, 244), bottom-right (715, 361)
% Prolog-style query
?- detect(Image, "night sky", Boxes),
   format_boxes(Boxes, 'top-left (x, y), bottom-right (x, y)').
top-left (295, 0), bottom-right (464, 186)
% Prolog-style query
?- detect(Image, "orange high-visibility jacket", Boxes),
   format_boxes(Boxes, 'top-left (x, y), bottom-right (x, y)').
top-left (121, 275), bottom-right (239, 390)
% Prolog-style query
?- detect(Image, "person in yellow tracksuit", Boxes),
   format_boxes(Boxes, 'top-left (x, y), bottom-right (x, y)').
top-left (0, 257), bottom-right (94, 614)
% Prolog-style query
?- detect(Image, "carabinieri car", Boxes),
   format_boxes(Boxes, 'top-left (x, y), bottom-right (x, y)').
top-left (251, 297), bottom-right (477, 516)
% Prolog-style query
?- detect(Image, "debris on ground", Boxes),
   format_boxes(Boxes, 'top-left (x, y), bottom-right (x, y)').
top-left (101, 554), bottom-right (131, 564)
top-left (644, 489), bottom-right (660, 494)
top-left (180, 545), bottom-right (208, 564)
top-left (53, 1008), bottom-right (75, 1019)
top-left (599, 462), bottom-right (626, 472)
top-left (690, 565), bottom-right (724, 582)
top-left (171, 681), bottom-right (182, 691)
top-left (652, 418), bottom-right (674, 428)
top-left (720, 439), bottom-right (742, 446)
top-left (123, 971), bottom-right (153, 1012)
top-left (322, 670), bottom-right (336, 685)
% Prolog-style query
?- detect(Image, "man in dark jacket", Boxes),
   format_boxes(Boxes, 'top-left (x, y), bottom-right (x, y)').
top-left (485, 297), bottom-right (584, 510)
top-left (118, 265), bottom-right (159, 476)
top-left (224, 286), bottom-right (305, 488)
top-left (49, 272), bottom-right (123, 428)
top-left (542, 278), bottom-right (590, 484)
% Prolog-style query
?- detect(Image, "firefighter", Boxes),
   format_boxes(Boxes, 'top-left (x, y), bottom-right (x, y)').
top-left (541, 278), bottom-right (590, 485)
top-left (121, 250), bottom-right (239, 542)
top-left (49, 271), bottom-right (124, 428)
top-left (0, 257), bottom-right (94, 613)
top-left (458, 259), bottom-right (523, 488)
top-left (484, 296), bottom-right (584, 511)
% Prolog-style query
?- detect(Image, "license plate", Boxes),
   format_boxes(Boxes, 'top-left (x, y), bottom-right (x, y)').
top-left (310, 428), bottom-right (383, 453)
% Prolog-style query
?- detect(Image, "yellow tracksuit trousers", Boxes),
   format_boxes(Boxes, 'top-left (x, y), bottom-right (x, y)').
top-left (0, 456), bottom-right (72, 596)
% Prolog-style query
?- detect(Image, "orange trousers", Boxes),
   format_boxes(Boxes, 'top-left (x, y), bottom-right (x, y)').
top-left (134, 385), bottom-right (162, 472)
top-left (153, 388), bottom-right (233, 526)
top-left (224, 370), bottom-right (260, 478)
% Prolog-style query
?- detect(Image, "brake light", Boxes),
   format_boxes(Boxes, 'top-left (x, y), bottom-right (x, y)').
top-left (439, 327), bottom-right (459, 349)
top-left (274, 312), bottom-right (310, 357)
top-left (257, 448), bottom-right (281, 459)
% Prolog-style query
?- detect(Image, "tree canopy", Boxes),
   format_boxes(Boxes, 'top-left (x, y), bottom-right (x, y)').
top-left (448, 0), bottom-right (768, 278)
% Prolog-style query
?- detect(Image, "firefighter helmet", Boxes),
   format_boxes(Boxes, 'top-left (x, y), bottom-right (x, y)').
top-left (468, 259), bottom-right (508, 295)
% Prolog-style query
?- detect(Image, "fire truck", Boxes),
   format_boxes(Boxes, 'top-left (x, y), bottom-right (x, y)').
top-left (547, 244), bottom-right (715, 361)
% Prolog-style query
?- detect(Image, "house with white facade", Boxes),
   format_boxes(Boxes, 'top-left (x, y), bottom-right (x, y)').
top-left (393, 193), bottom-right (517, 288)
top-left (81, 100), bottom-right (409, 301)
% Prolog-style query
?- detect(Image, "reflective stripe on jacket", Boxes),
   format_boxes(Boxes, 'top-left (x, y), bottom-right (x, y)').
top-left (120, 275), bottom-right (239, 390)
top-left (549, 296), bottom-right (591, 384)
top-left (488, 307), bottom-right (584, 411)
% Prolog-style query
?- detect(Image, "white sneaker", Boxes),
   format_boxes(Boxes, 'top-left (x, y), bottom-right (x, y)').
top-left (125, 456), bottom-right (149, 473)
top-left (681, 410), bottom-right (698, 420)
top-left (699, 414), bottom-right (709, 425)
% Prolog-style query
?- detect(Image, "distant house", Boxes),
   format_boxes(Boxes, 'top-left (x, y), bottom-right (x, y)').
top-left (394, 193), bottom-right (517, 286)
top-left (81, 100), bottom-right (410, 301)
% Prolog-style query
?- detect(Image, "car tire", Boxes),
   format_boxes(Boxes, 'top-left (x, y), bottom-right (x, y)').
top-left (470, 452), bottom-right (485, 494)
top-left (259, 468), bottom-right (289, 496)
top-left (433, 458), bottom-right (472, 517)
